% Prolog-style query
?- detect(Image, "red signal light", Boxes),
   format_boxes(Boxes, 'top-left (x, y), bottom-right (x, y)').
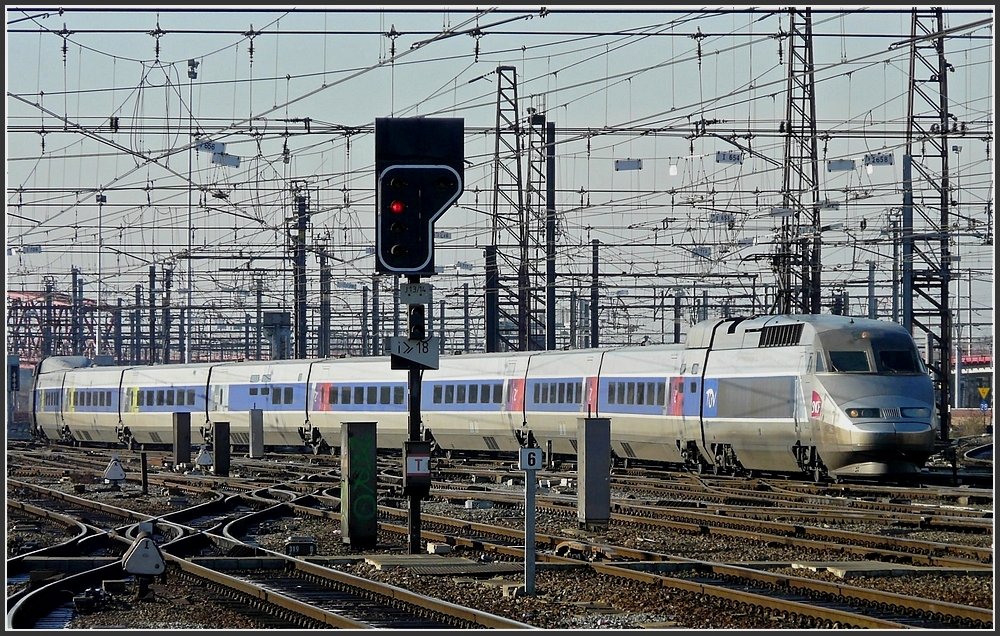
top-left (389, 200), bottom-right (406, 214)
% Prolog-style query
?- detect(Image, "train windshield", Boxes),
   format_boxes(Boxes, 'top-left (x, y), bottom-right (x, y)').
top-left (823, 330), bottom-right (924, 375)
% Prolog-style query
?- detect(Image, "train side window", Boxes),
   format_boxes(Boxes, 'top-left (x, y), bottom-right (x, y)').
top-left (541, 383), bottom-right (549, 403)
top-left (329, 386), bottom-right (339, 404)
top-left (393, 386), bottom-right (404, 404)
top-left (558, 383), bottom-right (566, 403)
top-left (636, 383), bottom-right (645, 404)
top-left (445, 385), bottom-right (455, 404)
top-left (157, 390), bottom-right (165, 406)
top-left (656, 382), bottom-right (665, 406)
top-left (187, 390), bottom-right (195, 405)
top-left (380, 386), bottom-right (390, 404)
top-left (689, 381), bottom-right (697, 393)
top-left (250, 387), bottom-right (258, 395)
top-left (354, 387), bottom-right (364, 404)
top-left (166, 390), bottom-right (175, 406)
top-left (607, 383), bottom-right (616, 404)
top-left (492, 384), bottom-right (502, 403)
top-left (284, 387), bottom-right (293, 404)
top-left (533, 383), bottom-right (540, 404)
top-left (341, 387), bottom-right (351, 404)
top-left (627, 383), bottom-right (636, 404)
top-left (457, 385), bottom-right (466, 403)
top-left (261, 387), bottom-right (270, 395)
top-left (616, 383), bottom-right (626, 405)
top-left (272, 389), bottom-right (281, 405)
top-left (469, 384), bottom-right (479, 403)
top-left (814, 353), bottom-right (826, 372)
top-left (367, 386), bottom-right (377, 404)
top-left (137, 391), bottom-right (144, 406)
top-left (433, 385), bottom-right (443, 404)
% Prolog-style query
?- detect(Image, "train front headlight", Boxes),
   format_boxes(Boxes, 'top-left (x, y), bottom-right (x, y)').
top-left (846, 407), bottom-right (880, 418)
top-left (900, 407), bottom-right (930, 418)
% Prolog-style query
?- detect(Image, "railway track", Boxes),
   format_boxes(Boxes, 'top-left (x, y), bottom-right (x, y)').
top-left (7, 444), bottom-right (993, 630)
top-left (5, 481), bottom-right (530, 630)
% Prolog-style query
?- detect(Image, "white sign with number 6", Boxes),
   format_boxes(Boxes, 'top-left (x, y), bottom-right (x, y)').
top-left (519, 447), bottom-right (543, 471)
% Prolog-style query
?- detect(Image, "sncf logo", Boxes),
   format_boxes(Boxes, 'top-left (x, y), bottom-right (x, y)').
top-left (810, 391), bottom-right (822, 418)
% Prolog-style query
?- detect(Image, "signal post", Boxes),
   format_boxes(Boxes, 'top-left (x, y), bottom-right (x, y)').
top-left (374, 117), bottom-right (464, 554)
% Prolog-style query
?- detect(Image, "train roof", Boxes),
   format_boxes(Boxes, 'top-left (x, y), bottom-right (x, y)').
top-left (685, 314), bottom-right (909, 348)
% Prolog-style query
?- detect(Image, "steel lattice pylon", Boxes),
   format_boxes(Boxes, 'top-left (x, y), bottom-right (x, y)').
top-left (903, 7), bottom-right (953, 442)
top-left (773, 7), bottom-right (822, 315)
top-left (487, 65), bottom-right (539, 351)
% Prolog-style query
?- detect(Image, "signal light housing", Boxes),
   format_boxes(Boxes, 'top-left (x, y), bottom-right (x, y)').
top-left (376, 164), bottom-right (462, 273)
top-left (374, 117), bottom-right (464, 275)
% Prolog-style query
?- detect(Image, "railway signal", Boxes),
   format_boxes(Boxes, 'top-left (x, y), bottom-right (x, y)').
top-left (374, 117), bottom-right (464, 275)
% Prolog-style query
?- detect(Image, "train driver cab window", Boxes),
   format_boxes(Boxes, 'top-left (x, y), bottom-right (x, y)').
top-left (828, 351), bottom-right (871, 373)
top-left (876, 349), bottom-right (921, 375)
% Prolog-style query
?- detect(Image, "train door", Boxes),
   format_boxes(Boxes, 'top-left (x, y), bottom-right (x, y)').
top-left (502, 358), bottom-right (524, 430)
top-left (211, 384), bottom-right (229, 413)
top-left (678, 349), bottom-right (708, 463)
top-left (793, 351), bottom-right (813, 444)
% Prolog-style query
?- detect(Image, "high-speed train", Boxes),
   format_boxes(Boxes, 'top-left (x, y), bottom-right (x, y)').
top-left (29, 314), bottom-right (937, 480)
